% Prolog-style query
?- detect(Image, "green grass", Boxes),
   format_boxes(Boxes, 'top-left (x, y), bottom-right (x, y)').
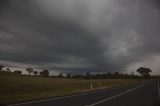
top-left (0, 71), bottom-right (140, 104)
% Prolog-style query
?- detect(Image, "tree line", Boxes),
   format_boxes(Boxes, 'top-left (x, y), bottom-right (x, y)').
top-left (0, 65), bottom-right (49, 77)
top-left (0, 64), bottom-right (157, 79)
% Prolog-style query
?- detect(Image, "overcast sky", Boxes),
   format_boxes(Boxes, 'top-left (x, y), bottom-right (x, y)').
top-left (0, 0), bottom-right (160, 74)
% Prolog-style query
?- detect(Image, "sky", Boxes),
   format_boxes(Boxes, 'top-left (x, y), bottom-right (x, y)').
top-left (0, 0), bottom-right (160, 75)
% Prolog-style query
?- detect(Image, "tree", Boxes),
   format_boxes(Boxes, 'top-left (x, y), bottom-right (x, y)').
top-left (6, 68), bottom-right (11, 72)
top-left (14, 70), bottom-right (22, 74)
top-left (40, 70), bottom-right (49, 77)
top-left (34, 71), bottom-right (38, 76)
top-left (86, 72), bottom-right (91, 77)
top-left (86, 72), bottom-right (91, 79)
top-left (58, 73), bottom-right (63, 78)
top-left (137, 67), bottom-right (152, 79)
top-left (114, 72), bottom-right (120, 78)
top-left (66, 73), bottom-right (72, 78)
top-left (0, 65), bottom-right (4, 71)
top-left (26, 68), bottom-right (33, 76)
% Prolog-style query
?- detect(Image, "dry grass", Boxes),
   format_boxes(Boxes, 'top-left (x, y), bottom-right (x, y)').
top-left (0, 71), bottom-right (139, 104)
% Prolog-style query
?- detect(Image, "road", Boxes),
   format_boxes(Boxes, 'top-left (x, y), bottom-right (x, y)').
top-left (9, 80), bottom-right (159, 106)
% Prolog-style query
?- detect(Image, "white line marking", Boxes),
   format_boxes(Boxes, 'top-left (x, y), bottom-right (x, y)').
top-left (158, 82), bottom-right (160, 101)
top-left (8, 87), bottom-right (116, 106)
top-left (8, 92), bottom-right (89, 106)
top-left (87, 84), bottom-right (143, 106)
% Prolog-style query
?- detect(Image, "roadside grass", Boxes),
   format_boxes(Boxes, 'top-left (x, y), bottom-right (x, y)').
top-left (0, 71), bottom-right (140, 104)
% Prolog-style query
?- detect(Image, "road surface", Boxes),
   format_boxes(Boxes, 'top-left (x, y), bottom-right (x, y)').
top-left (9, 80), bottom-right (160, 106)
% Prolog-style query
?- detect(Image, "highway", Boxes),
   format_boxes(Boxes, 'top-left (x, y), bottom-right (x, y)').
top-left (9, 80), bottom-right (159, 106)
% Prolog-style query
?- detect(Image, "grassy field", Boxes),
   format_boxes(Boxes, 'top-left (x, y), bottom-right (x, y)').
top-left (0, 71), bottom-right (140, 104)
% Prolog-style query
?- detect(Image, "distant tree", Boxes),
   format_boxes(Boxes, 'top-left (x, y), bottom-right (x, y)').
top-left (112, 72), bottom-right (120, 78)
top-left (14, 70), bottom-right (22, 74)
top-left (6, 68), bottom-right (11, 72)
top-left (0, 65), bottom-right (5, 71)
top-left (34, 71), bottom-right (38, 76)
top-left (72, 74), bottom-right (85, 79)
top-left (115, 72), bottom-right (120, 76)
top-left (50, 75), bottom-right (55, 78)
top-left (66, 73), bottom-right (72, 78)
top-left (106, 72), bottom-right (112, 79)
top-left (137, 67), bottom-right (152, 79)
top-left (40, 70), bottom-right (49, 77)
top-left (26, 68), bottom-right (33, 76)
top-left (86, 72), bottom-right (91, 79)
top-left (58, 73), bottom-right (63, 78)
top-left (86, 72), bottom-right (91, 77)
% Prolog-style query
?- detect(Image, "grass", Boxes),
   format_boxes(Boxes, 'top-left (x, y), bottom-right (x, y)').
top-left (0, 71), bottom-right (140, 104)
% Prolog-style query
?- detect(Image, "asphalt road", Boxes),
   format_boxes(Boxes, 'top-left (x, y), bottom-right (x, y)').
top-left (9, 80), bottom-right (160, 106)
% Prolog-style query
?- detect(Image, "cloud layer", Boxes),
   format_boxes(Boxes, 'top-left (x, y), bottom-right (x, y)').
top-left (0, 0), bottom-right (160, 74)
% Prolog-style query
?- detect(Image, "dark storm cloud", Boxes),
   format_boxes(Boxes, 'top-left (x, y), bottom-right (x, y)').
top-left (0, 0), bottom-right (160, 74)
